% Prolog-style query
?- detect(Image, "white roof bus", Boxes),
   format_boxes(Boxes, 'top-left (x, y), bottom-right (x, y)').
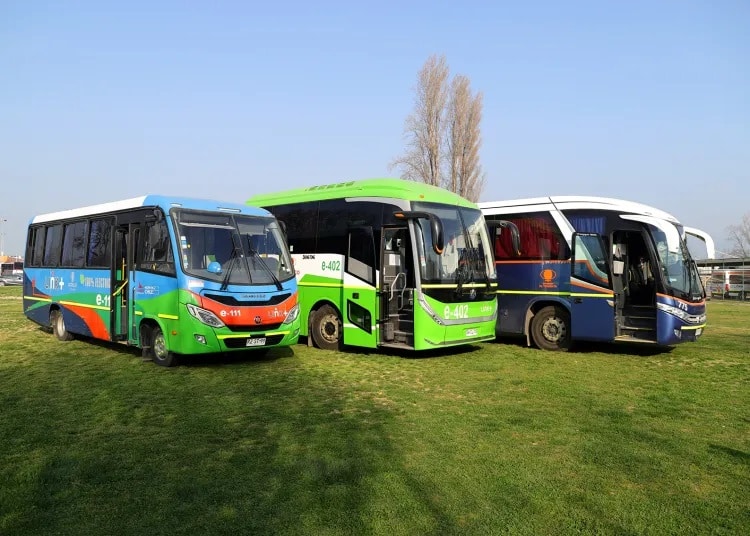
top-left (478, 196), bottom-right (713, 350)
top-left (706, 269), bottom-right (750, 300)
top-left (247, 179), bottom-right (509, 351)
top-left (23, 195), bottom-right (300, 366)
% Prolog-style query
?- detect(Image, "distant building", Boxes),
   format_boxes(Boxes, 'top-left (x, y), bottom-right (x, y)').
top-left (0, 255), bottom-right (24, 274)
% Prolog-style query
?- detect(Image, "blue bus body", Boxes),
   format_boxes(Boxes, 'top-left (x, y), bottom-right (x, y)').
top-left (480, 196), bottom-right (710, 350)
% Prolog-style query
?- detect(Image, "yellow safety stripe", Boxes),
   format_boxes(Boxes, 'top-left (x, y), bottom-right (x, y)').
top-left (23, 295), bottom-right (52, 303)
top-left (59, 300), bottom-right (110, 311)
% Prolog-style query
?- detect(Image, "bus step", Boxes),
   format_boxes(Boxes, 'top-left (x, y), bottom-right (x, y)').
top-left (614, 335), bottom-right (657, 344)
top-left (392, 330), bottom-right (414, 346)
top-left (623, 316), bottom-right (655, 328)
top-left (621, 325), bottom-right (655, 332)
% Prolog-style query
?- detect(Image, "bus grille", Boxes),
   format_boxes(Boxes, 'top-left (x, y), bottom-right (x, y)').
top-left (203, 293), bottom-right (291, 306)
top-left (226, 322), bottom-right (283, 332)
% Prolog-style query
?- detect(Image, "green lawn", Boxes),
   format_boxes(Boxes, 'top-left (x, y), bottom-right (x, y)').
top-left (1, 286), bottom-right (748, 535)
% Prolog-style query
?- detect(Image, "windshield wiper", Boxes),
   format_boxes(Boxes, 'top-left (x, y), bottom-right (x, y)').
top-left (248, 246), bottom-right (283, 291)
top-left (220, 247), bottom-right (240, 291)
top-left (220, 233), bottom-right (249, 291)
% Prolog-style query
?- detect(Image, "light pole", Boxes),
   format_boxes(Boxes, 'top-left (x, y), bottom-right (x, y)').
top-left (0, 218), bottom-right (6, 257)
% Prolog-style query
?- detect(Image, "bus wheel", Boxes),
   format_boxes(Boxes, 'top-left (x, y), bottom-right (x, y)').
top-left (51, 310), bottom-right (74, 341)
top-left (530, 306), bottom-right (571, 351)
top-left (311, 304), bottom-right (342, 351)
top-left (151, 326), bottom-right (177, 367)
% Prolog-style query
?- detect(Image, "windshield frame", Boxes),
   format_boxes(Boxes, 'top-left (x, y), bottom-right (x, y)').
top-left (647, 222), bottom-right (704, 301)
top-left (411, 202), bottom-right (496, 286)
top-left (171, 209), bottom-right (295, 287)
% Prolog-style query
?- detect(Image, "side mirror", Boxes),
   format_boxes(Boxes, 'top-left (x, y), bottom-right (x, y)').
top-left (394, 211), bottom-right (444, 254)
top-left (488, 220), bottom-right (521, 256)
top-left (277, 219), bottom-right (287, 236)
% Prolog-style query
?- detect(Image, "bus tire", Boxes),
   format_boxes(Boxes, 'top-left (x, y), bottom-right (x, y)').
top-left (311, 304), bottom-right (342, 351)
top-left (151, 326), bottom-right (178, 367)
top-left (530, 305), bottom-right (571, 351)
top-left (51, 309), bottom-right (74, 341)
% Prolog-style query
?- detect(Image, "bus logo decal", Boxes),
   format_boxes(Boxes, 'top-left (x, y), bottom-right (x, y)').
top-left (254, 316), bottom-right (262, 324)
top-left (540, 268), bottom-right (558, 289)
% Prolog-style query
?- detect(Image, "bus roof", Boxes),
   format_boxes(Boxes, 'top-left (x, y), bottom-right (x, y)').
top-left (30, 195), bottom-right (273, 224)
top-left (478, 195), bottom-right (680, 223)
top-left (247, 178), bottom-right (477, 208)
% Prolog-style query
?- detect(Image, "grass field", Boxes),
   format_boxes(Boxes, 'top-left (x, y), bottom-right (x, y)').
top-left (1, 286), bottom-right (748, 535)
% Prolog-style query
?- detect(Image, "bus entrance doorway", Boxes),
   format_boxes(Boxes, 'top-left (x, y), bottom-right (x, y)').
top-left (380, 226), bottom-right (415, 348)
top-left (611, 230), bottom-right (657, 342)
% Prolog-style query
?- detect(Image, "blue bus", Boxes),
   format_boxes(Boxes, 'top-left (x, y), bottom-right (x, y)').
top-left (480, 196), bottom-right (714, 350)
top-left (24, 195), bottom-right (300, 365)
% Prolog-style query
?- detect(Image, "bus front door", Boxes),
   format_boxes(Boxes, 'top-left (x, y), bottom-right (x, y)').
top-left (570, 233), bottom-right (615, 342)
top-left (343, 227), bottom-right (378, 348)
top-left (112, 226), bottom-right (131, 342)
top-left (379, 226), bottom-right (415, 348)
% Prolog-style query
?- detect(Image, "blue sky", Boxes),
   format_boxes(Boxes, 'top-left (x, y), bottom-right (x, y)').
top-left (1, 0), bottom-right (748, 257)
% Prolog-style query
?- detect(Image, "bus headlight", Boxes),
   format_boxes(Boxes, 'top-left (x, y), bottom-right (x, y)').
top-left (283, 304), bottom-right (300, 325)
top-left (186, 303), bottom-right (225, 328)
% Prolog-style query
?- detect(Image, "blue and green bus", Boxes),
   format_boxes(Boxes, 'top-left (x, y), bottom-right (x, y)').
top-left (23, 195), bottom-right (300, 366)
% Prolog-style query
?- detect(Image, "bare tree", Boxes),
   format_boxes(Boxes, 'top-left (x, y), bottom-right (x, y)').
top-left (390, 54), bottom-right (449, 187)
top-left (446, 75), bottom-right (485, 202)
top-left (727, 213), bottom-right (750, 257)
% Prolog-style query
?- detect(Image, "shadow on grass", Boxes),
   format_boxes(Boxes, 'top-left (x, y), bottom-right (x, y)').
top-left (490, 333), bottom-right (674, 357)
top-left (6, 332), bottom-right (460, 535)
top-left (49, 329), bottom-right (297, 368)
top-left (709, 444), bottom-right (750, 464)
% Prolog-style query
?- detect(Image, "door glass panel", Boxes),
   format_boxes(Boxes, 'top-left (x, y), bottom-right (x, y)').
top-left (347, 300), bottom-right (372, 334)
top-left (572, 233), bottom-right (611, 288)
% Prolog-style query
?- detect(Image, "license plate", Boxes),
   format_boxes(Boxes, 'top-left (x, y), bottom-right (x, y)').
top-left (696, 328), bottom-right (702, 337)
top-left (465, 328), bottom-right (478, 337)
top-left (246, 337), bottom-right (267, 347)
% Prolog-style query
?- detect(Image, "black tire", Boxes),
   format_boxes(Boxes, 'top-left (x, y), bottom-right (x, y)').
top-left (530, 305), bottom-right (571, 351)
top-left (311, 304), bottom-right (342, 351)
top-left (151, 326), bottom-right (178, 367)
top-left (51, 309), bottom-right (74, 341)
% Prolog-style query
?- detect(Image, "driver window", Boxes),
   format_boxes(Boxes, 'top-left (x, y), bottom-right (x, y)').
top-left (140, 220), bottom-right (175, 275)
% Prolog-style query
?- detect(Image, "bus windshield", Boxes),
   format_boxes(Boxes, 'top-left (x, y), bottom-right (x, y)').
top-left (412, 202), bottom-right (496, 285)
top-left (649, 223), bottom-right (704, 300)
top-left (173, 210), bottom-right (294, 286)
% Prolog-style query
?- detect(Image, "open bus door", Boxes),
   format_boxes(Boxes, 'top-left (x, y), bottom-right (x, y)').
top-left (379, 226), bottom-right (415, 349)
top-left (342, 226), bottom-right (378, 348)
top-left (570, 233), bottom-right (615, 342)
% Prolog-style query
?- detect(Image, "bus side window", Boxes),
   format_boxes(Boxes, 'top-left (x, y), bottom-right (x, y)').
top-left (87, 219), bottom-right (112, 268)
top-left (141, 221), bottom-right (175, 275)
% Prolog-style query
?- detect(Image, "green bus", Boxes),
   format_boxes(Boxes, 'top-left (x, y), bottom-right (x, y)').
top-left (247, 178), bottom-right (502, 351)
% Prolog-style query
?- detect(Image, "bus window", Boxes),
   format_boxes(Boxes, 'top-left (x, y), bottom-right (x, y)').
top-left (572, 233), bottom-right (610, 287)
top-left (61, 221), bottom-right (88, 267)
top-left (87, 219), bottom-right (112, 267)
top-left (493, 213), bottom-right (569, 261)
top-left (43, 224), bottom-right (63, 267)
top-left (141, 220), bottom-right (175, 275)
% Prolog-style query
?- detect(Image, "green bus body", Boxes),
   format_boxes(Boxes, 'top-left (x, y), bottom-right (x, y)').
top-left (248, 178), bottom-right (498, 351)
